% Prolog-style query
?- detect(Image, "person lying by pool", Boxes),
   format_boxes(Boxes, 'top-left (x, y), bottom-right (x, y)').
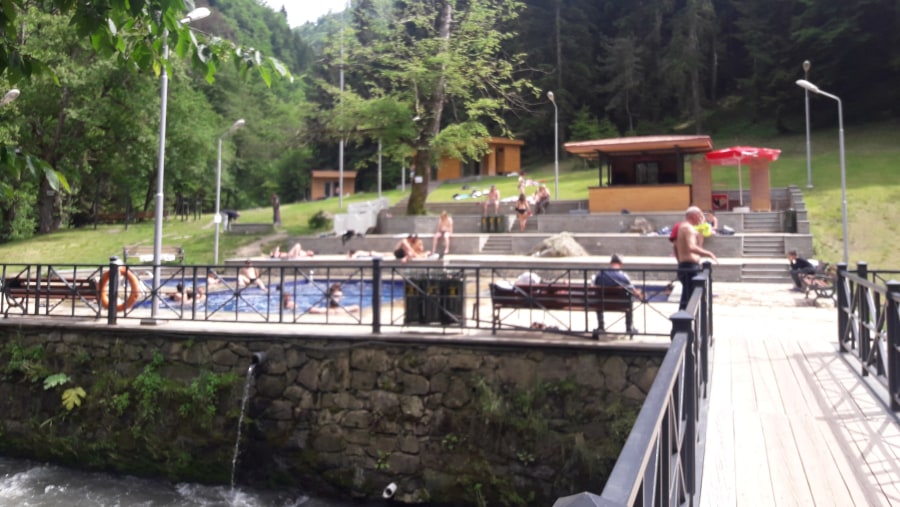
top-left (309, 283), bottom-right (360, 314)
top-left (270, 243), bottom-right (314, 259)
top-left (348, 249), bottom-right (394, 259)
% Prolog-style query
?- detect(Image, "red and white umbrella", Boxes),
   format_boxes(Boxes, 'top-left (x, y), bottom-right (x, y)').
top-left (705, 146), bottom-right (781, 206)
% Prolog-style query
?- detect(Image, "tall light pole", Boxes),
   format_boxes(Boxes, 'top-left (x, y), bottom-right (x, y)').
top-left (338, 1), bottom-right (350, 208)
top-left (214, 118), bottom-right (246, 264)
top-left (803, 61), bottom-right (813, 188)
top-left (377, 139), bottom-right (383, 199)
top-left (0, 89), bottom-right (19, 107)
top-left (547, 91), bottom-right (559, 200)
top-left (150, 7), bottom-right (210, 320)
top-left (796, 79), bottom-right (848, 264)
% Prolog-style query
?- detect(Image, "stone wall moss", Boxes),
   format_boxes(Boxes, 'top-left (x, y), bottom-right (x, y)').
top-left (0, 324), bottom-right (662, 506)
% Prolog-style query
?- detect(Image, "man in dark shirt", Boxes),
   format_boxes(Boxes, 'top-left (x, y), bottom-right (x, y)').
top-left (788, 250), bottom-right (816, 290)
top-left (594, 254), bottom-right (642, 334)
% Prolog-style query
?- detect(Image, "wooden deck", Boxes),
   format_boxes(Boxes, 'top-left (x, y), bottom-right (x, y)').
top-left (701, 284), bottom-right (900, 506)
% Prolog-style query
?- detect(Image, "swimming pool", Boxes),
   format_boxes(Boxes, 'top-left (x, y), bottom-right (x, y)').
top-left (138, 279), bottom-right (405, 314)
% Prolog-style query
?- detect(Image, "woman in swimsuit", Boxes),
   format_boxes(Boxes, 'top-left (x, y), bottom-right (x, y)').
top-left (514, 193), bottom-right (531, 232)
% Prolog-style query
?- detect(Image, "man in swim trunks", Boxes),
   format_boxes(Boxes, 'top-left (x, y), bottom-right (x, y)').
top-left (673, 206), bottom-right (717, 310)
top-left (482, 185), bottom-right (500, 216)
top-left (238, 260), bottom-right (268, 292)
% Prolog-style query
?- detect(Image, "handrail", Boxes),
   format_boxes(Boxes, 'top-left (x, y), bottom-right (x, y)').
top-left (836, 262), bottom-right (900, 410)
top-left (554, 265), bottom-right (713, 507)
top-left (0, 259), bottom-right (688, 338)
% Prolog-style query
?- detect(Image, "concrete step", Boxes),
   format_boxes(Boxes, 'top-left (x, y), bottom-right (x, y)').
top-left (482, 236), bottom-right (513, 254)
top-left (741, 264), bottom-right (791, 283)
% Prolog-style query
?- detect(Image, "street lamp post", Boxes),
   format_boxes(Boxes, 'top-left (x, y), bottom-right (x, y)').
top-left (0, 89), bottom-right (20, 107)
top-left (214, 119), bottom-right (246, 264)
top-left (377, 139), bottom-right (383, 199)
top-left (150, 7), bottom-right (210, 320)
top-left (796, 79), bottom-right (848, 264)
top-left (803, 61), bottom-right (813, 188)
top-left (547, 91), bottom-right (559, 200)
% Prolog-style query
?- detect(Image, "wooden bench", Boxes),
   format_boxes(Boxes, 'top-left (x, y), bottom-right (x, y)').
top-left (123, 245), bottom-right (185, 264)
top-left (2, 276), bottom-right (101, 315)
top-left (800, 265), bottom-right (836, 303)
top-left (489, 282), bottom-right (634, 337)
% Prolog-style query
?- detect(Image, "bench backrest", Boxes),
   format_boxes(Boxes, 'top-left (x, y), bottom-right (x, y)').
top-left (4, 277), bottom-right (99, 298)
top-left (490, 282), bottom-right (632, 312)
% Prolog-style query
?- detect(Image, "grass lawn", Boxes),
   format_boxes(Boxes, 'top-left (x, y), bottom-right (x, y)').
top-left (0, 120), bottom-right (897, 269)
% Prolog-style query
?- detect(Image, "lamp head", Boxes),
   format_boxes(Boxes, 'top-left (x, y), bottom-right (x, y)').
top-left (181, 7), bottom-right (210, 24)
top-left (547, 91), bottom-right (555, 103)
top-left (802, 60), bottom-right (811, 73)
top-left (1, 88), bottom-right (20, 107)
top-left (795, 79), bottom-right (819, 94)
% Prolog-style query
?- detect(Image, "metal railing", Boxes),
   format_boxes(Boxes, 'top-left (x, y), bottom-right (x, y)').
top-left (836, 262), bottom-right (900, 410)
top-left (553, 263), bottom-right (713, 507)
top-left (0, 258), bottom-right (692, 338)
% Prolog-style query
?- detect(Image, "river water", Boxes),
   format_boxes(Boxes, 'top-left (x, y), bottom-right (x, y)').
top-left (0, 457), bottom-right (365, 507)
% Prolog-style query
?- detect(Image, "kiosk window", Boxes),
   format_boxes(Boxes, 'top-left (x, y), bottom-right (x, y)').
top-left (635, 162), bottom-right (659, 184)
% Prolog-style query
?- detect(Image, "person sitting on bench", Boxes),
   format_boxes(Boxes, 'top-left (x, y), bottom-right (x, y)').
top-left (788, 250), bottom-right (816, 291)
top-left (594, 254), bottom-right (641, 333)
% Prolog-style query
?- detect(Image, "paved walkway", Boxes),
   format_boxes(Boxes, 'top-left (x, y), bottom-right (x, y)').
top-left (701, 283), bottom-right (900, 506)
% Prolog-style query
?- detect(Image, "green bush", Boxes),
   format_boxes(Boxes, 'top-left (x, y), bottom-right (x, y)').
top-left (308, 210), bottom-right (332, 230)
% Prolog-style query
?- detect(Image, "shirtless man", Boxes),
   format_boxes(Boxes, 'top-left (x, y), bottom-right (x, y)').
top-left (432, 211), bottom-right (453, 257)
top-left (238, 260), bottom-right (268, 292)
top-left (482, 185), bottom-right (500, 216)
top-left (674, 206), bottom-right (717, 310)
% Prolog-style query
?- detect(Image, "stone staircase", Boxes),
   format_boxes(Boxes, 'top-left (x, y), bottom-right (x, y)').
top-left (481, 235), bottom-right (514, 254)
top-left (742, 235), bottom-right (785, 257)
top-left (740, 263), bottom-right (792, 283)
top-left (742, 212), bottom-right (782, 232)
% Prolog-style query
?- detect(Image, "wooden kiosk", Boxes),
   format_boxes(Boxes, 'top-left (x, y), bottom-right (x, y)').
top-left (564, 135), bottom-right (713, 213)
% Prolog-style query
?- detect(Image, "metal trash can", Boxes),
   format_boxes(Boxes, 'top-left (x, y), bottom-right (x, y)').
top-left (404, 273), bottom-right (465, 325)
top-left (783, 208), bottom-right (797, 233)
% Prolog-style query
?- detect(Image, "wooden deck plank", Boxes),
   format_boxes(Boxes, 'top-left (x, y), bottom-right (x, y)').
top-left (761, 414), bottom-right (814, 504)
top-left (746, 332), bottom-right (783, 414)
top-left (775, 336), bottom-right (863, 506)
top-left (782, 338), bottom-right (893, 506)
top-left (732, 411), bottom-right (775, 505)
top-left (729, 334), bottom-right (757, 413)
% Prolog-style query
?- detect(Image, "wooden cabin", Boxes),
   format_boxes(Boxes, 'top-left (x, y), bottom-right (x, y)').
top-left (437, 137), bottom-right (525, 180)
top-left (564, 135), bottom-right (713, 213)
top-left (310, 170), bottom-right (357, 200)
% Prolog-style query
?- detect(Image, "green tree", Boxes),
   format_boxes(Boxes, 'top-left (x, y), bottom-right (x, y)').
top-left (319, 0), bottom-right (533, 215)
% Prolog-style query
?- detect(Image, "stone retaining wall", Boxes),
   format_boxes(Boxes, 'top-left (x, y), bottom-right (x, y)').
top-left (0, 322), bottom-right (664, 506)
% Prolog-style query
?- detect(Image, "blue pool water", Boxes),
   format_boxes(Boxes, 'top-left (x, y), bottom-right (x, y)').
top-left (137, 279), bottom-right (404, 314)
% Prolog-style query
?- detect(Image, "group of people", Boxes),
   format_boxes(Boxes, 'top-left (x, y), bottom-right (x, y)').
top-left (480, 180), bottom-right (551, 224)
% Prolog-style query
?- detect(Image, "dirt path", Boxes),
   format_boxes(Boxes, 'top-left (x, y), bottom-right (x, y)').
top-left (232, 230), bottom-right (288, 259)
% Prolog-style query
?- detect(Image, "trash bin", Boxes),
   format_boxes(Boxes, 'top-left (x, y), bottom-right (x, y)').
top-left (783, 208), bottom-right (797, 233)
top-left (481, 216), bottom-right (492, 233)
top-left (404, 273), bottom-right (465, 325)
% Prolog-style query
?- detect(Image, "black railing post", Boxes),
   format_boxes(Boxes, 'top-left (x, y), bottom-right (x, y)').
top-left (837, 263), bottom-right (849, 352)
top-left (107, 257), bottom-right (121, 325)
top-left (371, 258), bottom-right (381, 334)
top-left (887, 280), bottom-right (900, 411)
top-left (33, 264), bottom-right (43, 315)
top-left (857, 262), bottom-right (869, 375)
top-left (703, 261), bottom-right (713, 342)
top-left (671, 310), bottom-right (697, 497)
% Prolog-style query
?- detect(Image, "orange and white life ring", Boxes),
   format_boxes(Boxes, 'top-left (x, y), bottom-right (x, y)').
top-left (99, 267), bottom-right (141, 311)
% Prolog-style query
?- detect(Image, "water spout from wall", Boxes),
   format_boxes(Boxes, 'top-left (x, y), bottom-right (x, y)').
top-left (230, 355), bottom-right (263, 489)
